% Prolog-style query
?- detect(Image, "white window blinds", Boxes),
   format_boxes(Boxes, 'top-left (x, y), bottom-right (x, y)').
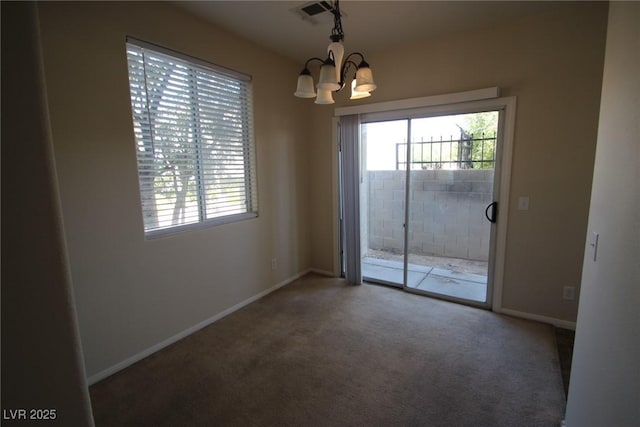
top-left (126, 39), bottom-right (258, 236)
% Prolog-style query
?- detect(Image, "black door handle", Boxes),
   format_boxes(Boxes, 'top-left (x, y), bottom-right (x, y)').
top-left (485, 201), bottom-right (498, 223)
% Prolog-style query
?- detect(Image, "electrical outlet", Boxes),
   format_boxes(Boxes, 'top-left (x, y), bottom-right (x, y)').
top-left (563, 286), bottom-right (575, 301)
top-left (271, 258), bottom-right (277, 271)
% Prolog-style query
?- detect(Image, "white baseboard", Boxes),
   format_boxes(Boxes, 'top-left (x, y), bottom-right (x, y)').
top-left (497, 308), bottom-right (576, 330)
top-left (87, 269), bottom-right (311, 385)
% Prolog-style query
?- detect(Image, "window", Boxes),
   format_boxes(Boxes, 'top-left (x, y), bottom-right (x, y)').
top-left (125, 39), bottom-right (257, 236)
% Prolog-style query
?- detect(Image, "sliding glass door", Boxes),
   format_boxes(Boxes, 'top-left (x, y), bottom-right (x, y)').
top-left (360, 110), bottom-right (501, 307)
top-left (360, 119), bottom-right (408, 288)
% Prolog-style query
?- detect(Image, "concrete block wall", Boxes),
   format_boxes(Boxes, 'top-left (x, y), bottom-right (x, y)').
top-left (367, 169), bottom-right (493, 261)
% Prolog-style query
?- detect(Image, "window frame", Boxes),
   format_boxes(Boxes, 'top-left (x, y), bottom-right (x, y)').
top-left (125, 38), bottom-right (258, 238)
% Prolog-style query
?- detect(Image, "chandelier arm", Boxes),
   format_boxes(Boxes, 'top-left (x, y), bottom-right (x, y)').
top-left (327, 50), bottom-right (335, 64)
top-left (343, 52), bottom-right (366, 65)
top-left (339, 60), bottom-right (359, 86)
top-left (304, 57), bottom-right (327, 70)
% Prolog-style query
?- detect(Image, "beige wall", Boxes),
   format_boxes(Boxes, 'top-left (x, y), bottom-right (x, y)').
top-left (309, 106), bottom-right (337, 273)
top-left (565, 2), bottom-right (640, 425)
top-left (309, 2), bottom-right (608, 322)
top-left (37, 2), bottom-right (311, 378)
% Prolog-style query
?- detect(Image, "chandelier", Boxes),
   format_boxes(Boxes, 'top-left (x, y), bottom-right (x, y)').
top-left (294, 0), bottom-right (377, 104)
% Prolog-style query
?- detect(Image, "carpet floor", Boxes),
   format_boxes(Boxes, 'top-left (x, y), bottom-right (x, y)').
top-left (90, 274), bottom-right (566, 426)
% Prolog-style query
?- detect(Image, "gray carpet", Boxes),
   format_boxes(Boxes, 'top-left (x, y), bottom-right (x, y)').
top-left (90, 274), bottom-right (566, 426)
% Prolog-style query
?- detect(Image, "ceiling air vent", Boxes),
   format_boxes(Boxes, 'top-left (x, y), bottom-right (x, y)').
top-left (291, 1), bottom-right (344, 25)
top-left (302, 1), bottom-right (333, 16)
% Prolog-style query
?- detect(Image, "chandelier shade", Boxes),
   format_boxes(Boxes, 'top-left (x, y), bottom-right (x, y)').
top-left (317, 57), bottom-right (340, 91)
top-left (315, 88), bottom-right (335, 104)
top-left (354, 60), bottom-right (377, 93)
top-left (350, 79), bottom-right (371, 99)
top-left (293, 0), bottom-right (376, 104)
top-left (294, 71), bottom-right (316, 98)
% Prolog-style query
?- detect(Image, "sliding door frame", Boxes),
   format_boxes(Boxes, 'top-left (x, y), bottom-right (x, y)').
top-left (333, 89), bottom-right (516, 312)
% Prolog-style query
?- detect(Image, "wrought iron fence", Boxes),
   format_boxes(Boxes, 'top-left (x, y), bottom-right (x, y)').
top-left (396, 133), bottom-right (496, 170)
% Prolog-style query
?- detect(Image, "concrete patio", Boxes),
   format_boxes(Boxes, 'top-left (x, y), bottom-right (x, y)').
top-left (362, 257), bottom-right (488, 303)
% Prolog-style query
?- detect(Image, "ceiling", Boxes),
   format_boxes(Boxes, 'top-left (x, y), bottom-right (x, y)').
top-left (176, 1), bottom-right (557, 64)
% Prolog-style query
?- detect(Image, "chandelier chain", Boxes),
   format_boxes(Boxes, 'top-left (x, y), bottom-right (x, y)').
top-left (330, 0), bottom-right (344, 42)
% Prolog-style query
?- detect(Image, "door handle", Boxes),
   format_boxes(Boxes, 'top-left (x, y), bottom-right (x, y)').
top-left (485, 201), bottom-right (498, 223)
